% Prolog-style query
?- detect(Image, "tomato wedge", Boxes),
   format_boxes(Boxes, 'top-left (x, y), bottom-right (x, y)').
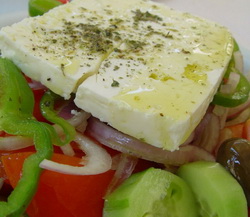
top-left (227, 123), bottom-right (245, 138)
top-left (2, 152), bottom-right (115, 217)
top-left (243, 119), bottom-right (250, 141)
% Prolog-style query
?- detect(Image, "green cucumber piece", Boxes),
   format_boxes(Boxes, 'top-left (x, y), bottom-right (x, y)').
top-left (103, 167), bottom-right (199, 217)
top-left (178, 161), bottom-right (248, 217)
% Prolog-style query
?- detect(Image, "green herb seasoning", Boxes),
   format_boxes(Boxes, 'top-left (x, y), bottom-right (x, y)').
top-left (111, 79), bottom-right (120, 87)
top-left (132, 9), bottom-right (163, 23)
top-left (125, 40), bottom-right (147, 52)
top-left (75, 23), bottom-right (114, 53)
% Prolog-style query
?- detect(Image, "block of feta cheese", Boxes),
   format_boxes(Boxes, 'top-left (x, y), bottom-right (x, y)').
top-left (0, 0), bottom-right (234, 150)
top-left (0, 0), bottom-right (134, 98)
top-left (75, 0), bottom-right (234, 150)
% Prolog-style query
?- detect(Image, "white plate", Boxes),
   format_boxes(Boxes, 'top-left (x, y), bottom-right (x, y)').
top-left (0, 0), bottom-right (250, 73)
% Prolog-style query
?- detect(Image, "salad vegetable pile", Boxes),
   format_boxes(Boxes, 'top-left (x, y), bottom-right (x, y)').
top-left (0, 0), bottom-right (250, 216)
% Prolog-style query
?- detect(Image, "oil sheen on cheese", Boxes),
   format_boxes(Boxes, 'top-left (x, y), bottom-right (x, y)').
top-left (0, 0), bottom-right (234, 150)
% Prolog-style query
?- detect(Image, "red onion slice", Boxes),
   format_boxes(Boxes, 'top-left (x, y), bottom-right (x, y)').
top-left (225, 107), bottom-right (250, 127)
top-left (0, 178), bottom-right (4, 191)
top-left (56, 100), bottom-right (78, 120)
top-left (67, 110), bottom-right (90, 128)
top-left (40, 133), bottom-right (112, 175)
top-left (215, 128), bottom-right (233, 156)
top-left (86, 118), bottom-right (215, 166)
top-left (213, 105), bottom-right (229, 129)
top-left (106, 154), bottom-right (138, 195)
top-left (194, 110), bottom-right (212, 139)
top-left (192, 113), bottom-right (220, 154)
top-left (227, 97), bottom-right (250, 119)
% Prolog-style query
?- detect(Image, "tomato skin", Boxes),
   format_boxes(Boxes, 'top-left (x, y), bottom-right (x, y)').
top-left (224, 119), bottom-right (250, 142)
top-left (243, 119), bottom-right (250, 141)
top-left (0, 158), bottom-right (7, 180)
top-left (57, 0), bottom-right (70, 3)
top-left (2, 152), bottom-right (115, 217)
top-left (227, 123), bottom-right (244, 138)
top-left (29, 169), bottom-right (115, 217)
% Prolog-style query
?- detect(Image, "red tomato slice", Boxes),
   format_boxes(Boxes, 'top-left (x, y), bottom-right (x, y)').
top-left (227, 123), bottom-right (244, 138)
top-left (0, 159), bottom-right (7, 180)
top-left (57, 0), bottom-right (70, 3)
top-left (243, 119), bottom-right (250, 141)
top-left (0, 147), bottom-right (37, 185)
top-left (2, 152), bottom-right (115, 217)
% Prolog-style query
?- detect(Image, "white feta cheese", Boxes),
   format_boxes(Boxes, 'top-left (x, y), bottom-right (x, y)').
top-left (0, 0), bottom-right (131, 98)
top-left (74, 0), bottom-right (234, 150)
top-left (0, 0), bottom-right (234, 150)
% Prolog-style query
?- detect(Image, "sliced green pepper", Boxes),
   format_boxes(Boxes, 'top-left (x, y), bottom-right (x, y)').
top-left (212, 68), bottom-right (250, 108)
top-left (212, 40), bottom-right (250, 108)
top-left (40, 90), bottom-right (76, 146)
top-left (29, 0), bottom-right (62, 17)
top-left (0, 58), bottom-right (53, 217)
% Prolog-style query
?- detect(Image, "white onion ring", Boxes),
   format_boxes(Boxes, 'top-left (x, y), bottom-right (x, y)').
top-left (40, 133), bottom-right (112, 175)
top-left (67, 110), bottom-right (89, 126)
top-left (60, 143), bottom-right (75, 156)
top-left (54, 110), bottom-right (90, 135)
top-left (56, 110), bottom-right (90, 154)
top-left (86, 118), bottom-right (215, 166)
top-left (70, 111), bottom-right (91, 133)
top-left (0, 136), bottom-right (33, 151)
top-left (220, 72), bottom-right (240, 94)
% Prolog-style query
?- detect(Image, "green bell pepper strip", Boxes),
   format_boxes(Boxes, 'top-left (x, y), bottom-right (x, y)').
top-left (212, 68), bottom-right (250, 108)
top-left (212, 39), bottom-right (250, 108)
top-left (29, 0), bottom-right (62, 17)
top-left (0, 59), bottom-right (34, 119)
top-left (40, 90), bottom-right (76, 146)
top-left (0, 58), bottom-right (54, 217)
top-left (0, 119), bottom-right (53, 217)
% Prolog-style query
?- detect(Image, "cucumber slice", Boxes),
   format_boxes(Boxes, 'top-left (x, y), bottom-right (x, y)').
top-left (178, 161), bottom-right (248, 217)
top-left (103, 167), bottom-right (199, 217)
